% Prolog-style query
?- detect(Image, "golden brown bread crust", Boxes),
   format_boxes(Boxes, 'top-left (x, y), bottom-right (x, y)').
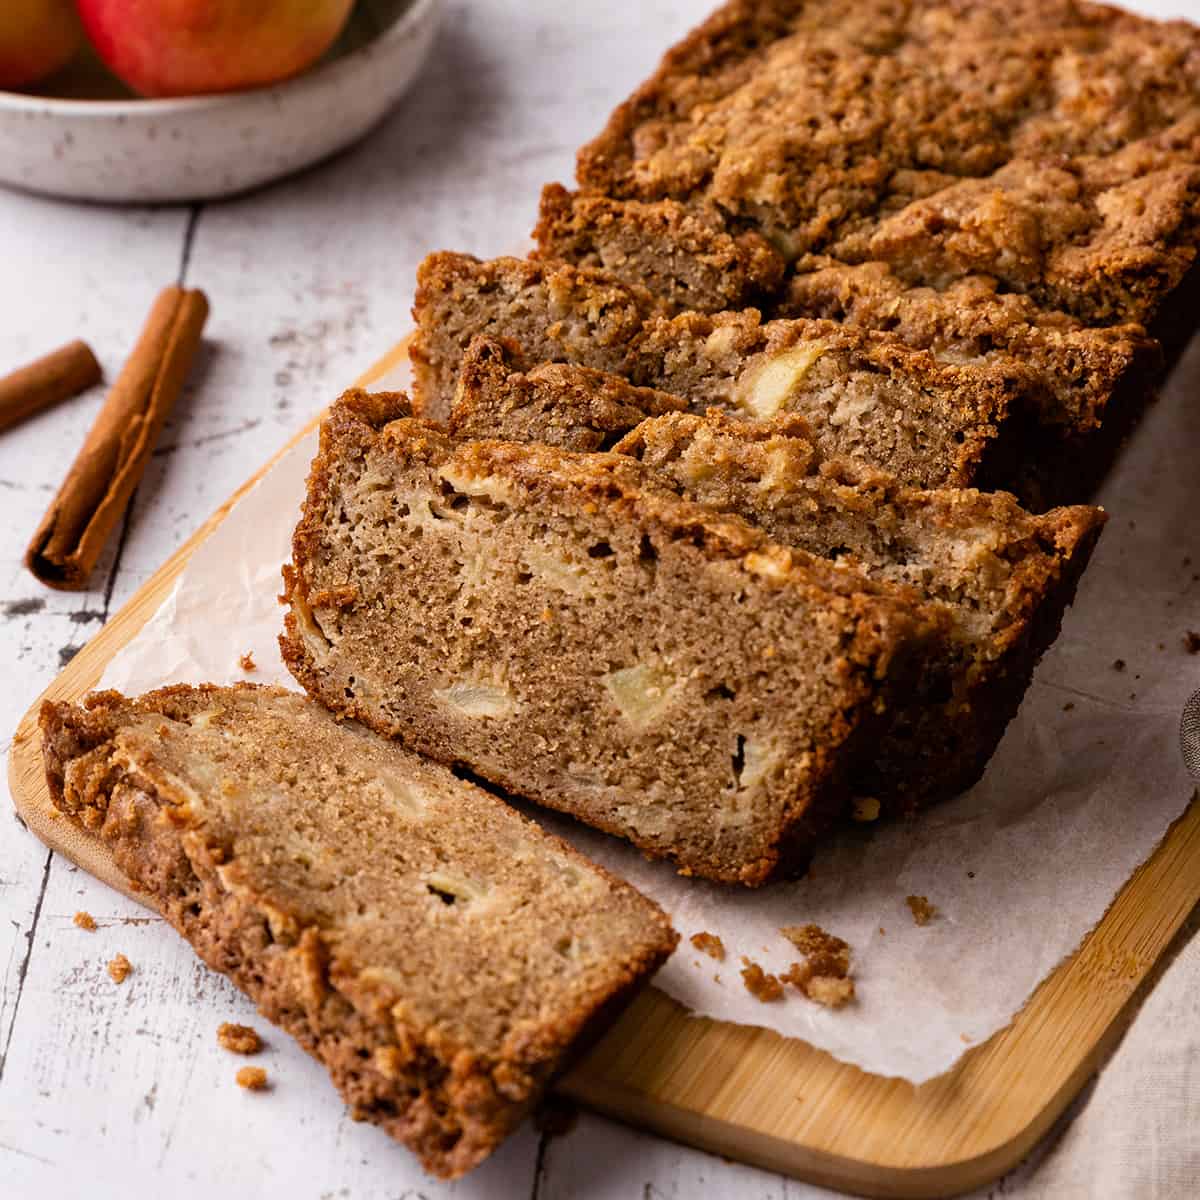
top-left (781, 261), bottom-right (1162, 432)
top-left (281, 393), bottom-right (945, 885)
top-left (545, 0), bottom-right (1199, 507)
top-left (575, 0), bottom-right (1200, 327)
top-left (40, 684), bottom-right (676, 1178)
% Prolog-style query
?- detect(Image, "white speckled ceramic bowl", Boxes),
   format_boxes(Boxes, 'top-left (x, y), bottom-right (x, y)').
top-left (0, 0), bottom-right (442, 203)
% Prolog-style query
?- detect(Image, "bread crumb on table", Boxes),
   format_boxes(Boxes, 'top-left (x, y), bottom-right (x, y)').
top-left (1112, 658), bottom-right (1126, 671)
top-left (906, 895), bottom-right (938, 926)
top-left (239, 652), bottom-right (256, 671)
top-left (73, 910), bottom-right (96, 932)
top-left (106, 953), bottom-right (132, 983)
top-left (217, 1022), bottom-right (263, 1055)
top-left (740, 958), bottom-right (784, 1002)
top-left (235, 1066), bottom-right (269, 1091)
top-left (778, 924), bottom-right (855, 1008)
top-left (690, 931), bottom-right (726, 961)
top-left (1184, 631), bottom-right (1200, 655)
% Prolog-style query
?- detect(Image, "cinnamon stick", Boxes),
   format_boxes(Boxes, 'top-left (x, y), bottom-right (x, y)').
top-left (0, 340), bottom-right (101, 434)
top-left (26, 286), bottom-right (209, 590)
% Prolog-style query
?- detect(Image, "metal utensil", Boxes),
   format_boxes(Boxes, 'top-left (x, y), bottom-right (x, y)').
top-left (1183, 689), bottom-right (1200, 781)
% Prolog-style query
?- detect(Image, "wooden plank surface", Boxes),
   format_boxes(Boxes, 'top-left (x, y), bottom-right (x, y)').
top-left (10, 330), bottom-right (1200, 1199)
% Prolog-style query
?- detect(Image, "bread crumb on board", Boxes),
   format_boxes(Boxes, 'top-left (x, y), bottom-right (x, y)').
top-left (780, 964), bottom-right (855, 1009)
top-left (236, 1066), bottom-right (269, 1092)
top-left (239, 651), bottom-right (256, 671)
top-left (780, 925), bottom-right (849, 972)
top-left (779, 924), bottom-right (856, 1009)
top-left (690, 931), bottom-right (726, 961)
top-left (740, 958), bottom-right (784, 1002)
top-left (217, 1022), bottom-right (263, 1055)
top-left (107, 953), bottom-right (132, 984)
top-left (906, 895), bottom-right (938, 926)
top-left (73, 910), bottom-right (97, 932)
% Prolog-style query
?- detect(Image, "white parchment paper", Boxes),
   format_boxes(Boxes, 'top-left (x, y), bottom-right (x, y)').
top-left (102, 340), bottom-right (1200, 1083)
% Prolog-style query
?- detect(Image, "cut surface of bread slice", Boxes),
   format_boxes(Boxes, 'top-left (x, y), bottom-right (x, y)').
top-left (614, 411), bottom-right (1107, 810)
top-left (629, 308), bottom-right (1018, 491)
top-left (781, 260), bottom-right (1164, 508)
top-left (40, 683), bottom-right (677, 1178)
top-left (448, 334), bottom-right (686, 451)
top-left (533, 182), bottom-right (784, 315)
top-left (535, 196), bottom-right (1163, 449)
top-left (411, 251), bottom-right (663, 424)
top-left (412, 253), bottom-right (1020, 494)
top-left (782, 261), bottom-right (1161, 435)
top-left (442, 345), bottom-right (1104, 810)
top-left (282, 392), bottom-right (941, 885)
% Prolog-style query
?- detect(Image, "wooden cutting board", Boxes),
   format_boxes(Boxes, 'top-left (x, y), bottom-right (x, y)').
top-left (9, 337), bottom-right (1200, 1200)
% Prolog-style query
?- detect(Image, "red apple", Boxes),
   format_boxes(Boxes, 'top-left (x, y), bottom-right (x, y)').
top-left (75, 0), bottom-right (356, 98)
top-left (0, 0), bottom-right (83, 89)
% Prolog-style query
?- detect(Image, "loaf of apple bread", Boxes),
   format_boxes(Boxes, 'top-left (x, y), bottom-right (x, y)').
top-left (447, 351), bottom-right (1105, 812)
top-left (281, 390), bottom-right (944, 885)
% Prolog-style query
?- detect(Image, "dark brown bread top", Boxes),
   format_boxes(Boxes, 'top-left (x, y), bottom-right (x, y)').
top-left (781, 260), bottom-right (1162, 431)
top-left (41, 684), bottom-right (676, 1178)
top-left (861, 136), bottom-right (1200, 325)
top-left (449, 335), bottom-right (686, 451)
top-left (575, 0), bottom-right (1200, 325)
top-left (283, 391), bottom-right (943, 884)
top-left (411, 251), bottom-right (664, 423)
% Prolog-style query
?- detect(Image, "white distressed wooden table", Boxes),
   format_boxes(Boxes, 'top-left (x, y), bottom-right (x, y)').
top-left (1, 2), bottom-right (1198, 1196)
